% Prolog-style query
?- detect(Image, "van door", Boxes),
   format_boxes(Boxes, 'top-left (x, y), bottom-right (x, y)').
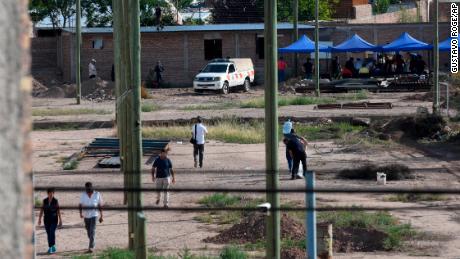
top-left (228, 64), bottom-right (237, 87)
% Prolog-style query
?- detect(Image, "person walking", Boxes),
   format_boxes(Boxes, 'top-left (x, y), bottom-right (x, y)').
top-left (191, 116), bottom-right (208, 168)
top-left (88, 59), bottom-right (97, 79)
top-left (152, 149), bottom-right (176, 208)
top-left (79, 182), bottom-right (103, 253)
top-left (37, 188), bottom-right (62, 254)
top-left (283, 134), bottom-right (308, 180)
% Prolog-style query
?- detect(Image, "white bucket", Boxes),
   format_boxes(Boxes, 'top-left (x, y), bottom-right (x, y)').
top-left (377, 172), bottom-right (386, 185)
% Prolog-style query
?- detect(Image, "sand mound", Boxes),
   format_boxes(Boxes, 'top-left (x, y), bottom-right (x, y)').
top-left (281, 248), bottom-right (305, 259)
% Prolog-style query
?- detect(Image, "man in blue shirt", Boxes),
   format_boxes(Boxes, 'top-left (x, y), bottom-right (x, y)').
top-left (152, 149), bottom-right (176, 208)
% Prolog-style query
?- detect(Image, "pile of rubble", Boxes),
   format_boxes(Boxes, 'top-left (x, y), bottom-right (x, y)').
top-left (82, 77), bottom-right (115, 102)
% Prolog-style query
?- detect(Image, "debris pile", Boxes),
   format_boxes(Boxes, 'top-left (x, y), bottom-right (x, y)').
top-left (82, 77), bottom-right (115, 101)
top-left (337, 163), bottom-right (413, 180)
top-left (32, 79), bottom-right (48, 97)
top-left (204, 213), bottom-right (304, 244)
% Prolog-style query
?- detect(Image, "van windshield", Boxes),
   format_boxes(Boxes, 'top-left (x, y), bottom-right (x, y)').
top-left (202, 64), bottom-right (228, 73)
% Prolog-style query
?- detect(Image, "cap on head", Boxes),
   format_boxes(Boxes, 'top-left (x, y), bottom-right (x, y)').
top-left (91, 59), bottom-right (96, 63)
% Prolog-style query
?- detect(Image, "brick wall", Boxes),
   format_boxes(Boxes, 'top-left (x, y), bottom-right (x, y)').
top-left (349, 5), bottom-right (420, 24)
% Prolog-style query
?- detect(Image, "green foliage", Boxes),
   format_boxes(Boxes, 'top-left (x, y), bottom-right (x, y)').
top-left (63, 160), bottom-right (79, 170)
top-left (98, 247), bottom-right (134, 259)
top-left (219, 246), bottom-right (248, 259)
top-left (373, 0), bottom-right (390, 14)
top-left (29, 0), bottom-right (76, 28)
top-left (141, 103), bottom-right (161, 112)
top-left (277, 0), bottom-right (339, 21)
top-left (198, 193), bottom-right (242, 208)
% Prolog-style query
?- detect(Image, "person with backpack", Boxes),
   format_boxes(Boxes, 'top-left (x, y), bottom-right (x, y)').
top-left (190, 116), bottom-right (208, 168)
top-left (152, 149), bottom-right (176, 208)
top-left (37, 188), bottom-right (62, 254)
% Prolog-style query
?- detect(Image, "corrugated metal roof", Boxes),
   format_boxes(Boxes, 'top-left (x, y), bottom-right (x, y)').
top-left (62, 23), bottom-right (314, 34)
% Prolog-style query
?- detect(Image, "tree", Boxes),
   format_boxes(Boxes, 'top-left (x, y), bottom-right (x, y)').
top-left (81, 0), bottom-right (176, 27)
top-left (28, 0), bottom-right (76, 28)
top-left (209, 0), bottom-right (336, 23)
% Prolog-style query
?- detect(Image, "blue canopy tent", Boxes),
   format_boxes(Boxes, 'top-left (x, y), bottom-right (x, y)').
top-left (439, 37), bottom-right (452, 51)
top-left (330, 34), bottom-right (378, 52)
top-left (278, 35), bottom-right (330, 53)
top-left (380, 32), bottom-right (432, 52)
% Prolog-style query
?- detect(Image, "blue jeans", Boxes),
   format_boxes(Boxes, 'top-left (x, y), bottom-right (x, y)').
top-left (278, 70), bottom-right (285, 83)
top-left (44, 222), bottom-right (57, 247)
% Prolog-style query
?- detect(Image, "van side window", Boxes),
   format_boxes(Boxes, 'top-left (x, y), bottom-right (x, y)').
top-left (228, 64), bottom-right (236, 73)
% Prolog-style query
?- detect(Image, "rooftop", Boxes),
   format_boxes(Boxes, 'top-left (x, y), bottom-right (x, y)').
top-left (61, 23), bottom-right (314, 34)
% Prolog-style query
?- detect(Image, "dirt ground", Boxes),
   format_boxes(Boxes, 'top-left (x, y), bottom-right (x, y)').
top-left (33, 126), bottom-right (460, 258)
top-left (32, 88), bottom-right (444, 124)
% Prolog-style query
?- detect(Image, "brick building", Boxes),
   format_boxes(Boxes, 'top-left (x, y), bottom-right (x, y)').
top-left (32, 22), bottom-right (450, 86)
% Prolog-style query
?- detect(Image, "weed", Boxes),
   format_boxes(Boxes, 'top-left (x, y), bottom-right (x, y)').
top-left (32, 108), bottom-right (110, 117)
top-left (34, 196), bottom-right (42, 207)
top-left (240, 96), bottom-right (336, 108)
top-left (63, 160), bottom-right (79, 170)
top-left (219, 246), bottom-right (248, 259)
top-left (181, 103), bottom-right (236, 111)
top-left (98, 247), bottom-right (134, 259)
top-left (141, 103), bottom-right (160, 112)
top-left (38, 152), bottom-right (58, 158)
top-left (198, 193), bottom-right (242, 208)
top-left (385, 194), bottom-right (446, 203)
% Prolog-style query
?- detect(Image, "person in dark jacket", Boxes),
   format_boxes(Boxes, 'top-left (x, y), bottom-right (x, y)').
top-left (37, 188), bottom-right (62, 254)
top-left (283, 135), bottom-right (308, 180)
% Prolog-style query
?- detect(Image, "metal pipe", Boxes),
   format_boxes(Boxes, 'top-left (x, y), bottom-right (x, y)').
top-left (315, 0), bottom-right (320, 97)
top-left (76, 0), bottom-right (81, 104)
top-left (433, 0), bottom-right (439, 114)
top-left (293, 0), bottom-right (299, 77)
top-left (305, 171), bottom-right (317, 258)
top-left (264, 0), bottom-right (280, 257)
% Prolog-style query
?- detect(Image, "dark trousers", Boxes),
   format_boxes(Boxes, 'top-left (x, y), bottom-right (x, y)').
top-left (193, 144), bottom-right (204, 166)
top-left (286, 148), bottom-right (293, 173)
top-left (89, 75), bottom-right (96, 79)
top-left (84, 217), bottom-right (97, 249)
top-left (292, 153), bottom-right (307, 178)
top-left (44, 222), bottom-right (57, 247)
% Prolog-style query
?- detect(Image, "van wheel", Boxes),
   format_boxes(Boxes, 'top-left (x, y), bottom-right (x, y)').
top-left (243, 78), bottom-right (251, 92)
top-left (221, 82), bottom-right (229, 94)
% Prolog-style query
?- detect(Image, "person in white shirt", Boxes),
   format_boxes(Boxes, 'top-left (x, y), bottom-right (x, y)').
top-left (89, 59), bottom-right (97, 79)
top-left (191, 116), bottom-right (208, 168)
top-left (79, 182), bottom-right (103, 253)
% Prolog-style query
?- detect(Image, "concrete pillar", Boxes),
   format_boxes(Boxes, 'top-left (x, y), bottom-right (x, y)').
top-left (0, 0), bottom-right (33, 258)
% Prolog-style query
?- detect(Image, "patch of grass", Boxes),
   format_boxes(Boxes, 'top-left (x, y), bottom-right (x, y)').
top-left (219, 246), bottom-right (248, 259)
top-left (318, 210), bottom-right (416, 250)
top-left (196, 194), bottom-right (264, 225)
top-left (385, 194), bottom-right (446, 203)
top-left (72, 255), bottom-right (93, 259)
top-left (143, 120), bottom-right (364, 144)
top-left (293, 122), bottom-right (364, 141)
top-left (38, 152), bottom-right (58, 158)
top-left (198, 193), bottom-right (242, 208)
top-left (98, 247), bottom-right (134, 259)
top-left (240, 96), bottom-right (337, 108)
top-left (181, 103), bottom-right (236, 111)
top-left (34, 196), bottom-right (42, 207)
top-left (141, 103), bottom-right (161, 112)
top-left (63, 160), bottom-right (79, 170)
top-left (143, 120), bottom-right (265, 144)
top-left (337, 163), bottom-right (412, 181)
top-left (32, 108), bottom-right (110, 117)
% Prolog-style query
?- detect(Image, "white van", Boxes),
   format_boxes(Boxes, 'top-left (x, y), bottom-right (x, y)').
top-left (193, 58), bottom-right (255, 94)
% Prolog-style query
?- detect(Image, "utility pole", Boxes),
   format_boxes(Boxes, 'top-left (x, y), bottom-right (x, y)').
top-left (314, 0), bottom-right (320, 97)
top-left (293, 0), bottom-right (299, 77)
top-left (113, 0), bottom-right (147, 257)
top-left (76, 0), bottom-right (81, 104)
top-left (264, 0), bottom-right (280, 258)
top-left (433, 0), bottom-right (440, 114)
